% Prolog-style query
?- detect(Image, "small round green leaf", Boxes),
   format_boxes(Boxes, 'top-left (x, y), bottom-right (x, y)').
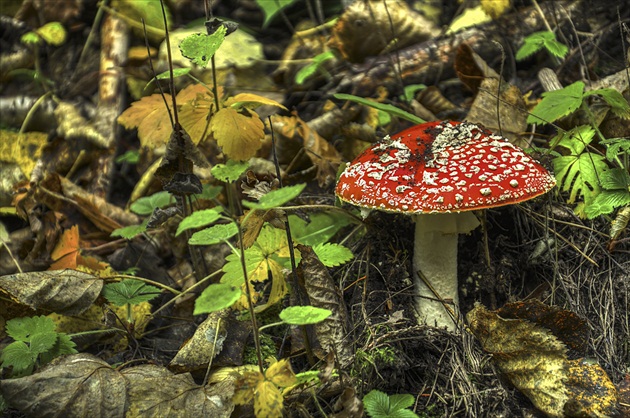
top-left (194, 283), bottom-right (241, 314)
top-left (279, 306), bottom-right (332, 325)
top-left (211, 160), bottom-right (249, 182)
top-left (176, 208), bottom-right (223, 236)
top-left (130, 191), bottom-right (173, 215)
top-left (188, 222), bottom-right (238, 245)
top-left (242, 184), bottom-right (306, 209)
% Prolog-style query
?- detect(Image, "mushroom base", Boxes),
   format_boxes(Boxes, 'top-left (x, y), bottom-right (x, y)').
top-left (413, 212), bottom-right (480, 331)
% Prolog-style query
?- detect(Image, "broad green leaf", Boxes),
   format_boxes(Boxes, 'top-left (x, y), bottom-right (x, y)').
top-left (189, 222), bottom-right (238, 245)
top-left (0, 341), bottom-right (35, 374)
top-left (29, 332), bottom-right (57, 356)
top-left (194, 283), bottom-right (241, 314)
top-left (256, 0), bottom-right (296, 27)
top-left (179, 26), bottom-right (227, 68)
top-left (334, 93), bottom-right (426, 125)
top-left (553, 152), bottom-right (607, 204)
top-left (221, 247), bottom-right (265, 287)
top-left (176, 208), bottom-right (223, 236)
top-left (279, 306), bottom-right (332, 325)
top-left (130, 191), bottom-right (173, 215)
top-left (544, 37), bottom-right (569, 58)
top-left (289, 213), bottom-right (354, 246)
top-left (599, 168), bottom-right (630, 190)
top-left (555, 125), bottom-right (595, 155)
top-left (41, 333), bottom-right (77, 364)
top-left (313, 243), bottom-right (354, 267)
top-left (195, 184), bottom-right (222, 200)
top-left (584, 88), bottom-right (630, 119)
top-left (242, 184), bottom-right (306, 209)
top-left (103, 279), bottom-right (161, 306)
top-left (527, 81), bottom-right (585, 125)
top-left (588, 190), bottom-right (630, 218)
top-left (6, 316), bottom-right (56, 342)
top-left (255, 224), bottom-right (290, 257)
top-left (111, 219), bottom-right (148, 240)
top-left (516, 31), bottom-right (553, 60)
top-left (211, 160), bottom-right (249, 182)
top-left (601, 137), bottom-right (630, 161)
top-left (363, 390), bottom-right (419, 418)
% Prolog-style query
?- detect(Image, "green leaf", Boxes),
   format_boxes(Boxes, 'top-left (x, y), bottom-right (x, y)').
top-left (295, 51), bottom-right (335, 85)
top-left (334, 93), bottom-right (426, 125)
top-left (0, 341), bottom-right (36, 374)
top-left (363, 390), bottom-right (419, 418)
top-left (179, 26), bottom-right (227, 68)
top-left (115, 150), bottom-right (140, 164)
top-left (111, 219), bottom-right (149, 239)
top-left (601, 137), bottom-right (630, 161)
top-left (40, 333), bottom-right (77, 365)
top-left (36, 22), bottom-right (67, 46)
top-left (400, 84), bottom-right (426, 103)
top-left (176, 208), bottom-right (223, 236)
top-left (130, 191), bottom-right (173, 215)
top-left (194, 283), bottom-right (241, 314)
top-left (516, 31), bottom-right (567, 61)
top-left (289, 213), bottom-right (353, 246)
top-left (528, 81), bottom-right (585, 125)
top-left (256, 0), bottom-right (297, 27)
top-left (156, 68), bottom-right (192, 80)
top-left (211, 160), bottom-right (249, 182)
top-left (313, 243), bottom-right (354, 267)
top-left (189, 222), bottom-right (238, 245)
top-left (599, 168), bottom-right (630, 190)
top-left (279, 306), bottom-right (332, 325)
top-left (103, 279), bottom-right (161, 306)
top-left (543, 37), bottom-right (569, 58)
top-left (584, 88), bottom-right (630, 120)
top-left (29, 332), bottom-right (58, 356)
top-left (195, 184), bottom-right (222, 200)
top-left (21, 31), bottom-right (41, 45)
top-left (6, 316), bottom-right (56, 342)
top-left (242, 184), bottom-right (306, 209)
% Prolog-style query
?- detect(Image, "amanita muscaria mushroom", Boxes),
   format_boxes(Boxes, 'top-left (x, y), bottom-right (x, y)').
top-left (336, 120), bottom-right (556, 331)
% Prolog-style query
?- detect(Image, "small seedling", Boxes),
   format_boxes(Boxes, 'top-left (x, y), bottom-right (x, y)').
top-left (103, 279), bottom-right (161, 324)
top-left (0, 315), bottom-right (77, 377)
top-left (516, 31), bottom-right (568, 61)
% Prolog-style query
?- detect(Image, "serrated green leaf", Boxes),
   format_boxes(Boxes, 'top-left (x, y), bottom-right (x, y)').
top-left (553, 152), bottom-right (607, 204)
top-left (6, 316), bottom-right (56, 342)
top-left (313, 243), bottom-right (354, 267)
top-left (256, 0), bottom-right (296, 27)
top-left (543, 38), bottom-right (568, 58)
top-left (279, 306), bottom-right (332, 325)
top-left (179, 26), bottom-right (227, 68)
top-left (0, 341), bottom-right (36, 374)
top-left (130, 191), bottom-right (173, 215)
top-left (176, 208), bottom-right (223, 236)
top-left (189, 222), bottom-right (238, 245)
top-left (29, 332), bottom-right (58, 356)
top-left (334, 93), bottom-right (426, 125)
top-left (221, 247), bottom-right (265, 286)
top-left (40, 333), bottom-right (77, 365)
top-left (111, 219), bottom-right (149, 239)
top-left (528, 81), bottom-right (585, 125)
top-left (388, 394), bottom-right (415, 412)
top-left (585, 88), bottom-right (630, 119)
top-left (601, 137), bottom-right (630, 161)
top-left (591, 190), bottom-right (630, 213)
top-left (211, 160), bottom-right (249, 182)
top-left (242, 184), bottom-right (306, 209)
top-left (556, 125), bottom-right (595, 155)
top-left (194, 283), bottom-right (241, 314)
top-left (363, 390), bottom-right (419, 418)
top-left (103, 279), bottom-right (161, 306)
top-left (599, 168), bottom-right (630, 190)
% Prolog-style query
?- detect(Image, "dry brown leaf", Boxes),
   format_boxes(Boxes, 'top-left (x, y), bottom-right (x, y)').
top-left (0, 353), bottom-right (126, 418)
top-left (0, 269), bottom-right (102, 316)
top-left (123, 364), bottom-right (234, 417)
top-left (211, 107), bottom-right (265, 161)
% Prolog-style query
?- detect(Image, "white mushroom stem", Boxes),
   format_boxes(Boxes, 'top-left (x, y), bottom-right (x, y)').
top-left (413, 212), bottom-right (480, 331)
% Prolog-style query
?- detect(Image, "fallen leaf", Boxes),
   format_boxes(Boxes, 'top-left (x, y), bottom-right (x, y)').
top-left (118, 93), bottom-right (174, 148)
top-left (0, 130), bottom-right (47, 178)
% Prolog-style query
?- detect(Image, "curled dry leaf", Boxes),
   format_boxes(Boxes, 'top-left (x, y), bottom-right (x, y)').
top-left (0, 269), bottom-right (102, 316)
top-left (467, 303), bottom-right (618, 417)
top-left (0, 353), bottom-right (127, 418)
top-left (329, 0), bottom-right (438, 63)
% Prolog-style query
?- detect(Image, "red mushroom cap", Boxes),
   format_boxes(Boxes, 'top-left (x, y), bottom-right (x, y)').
top-left (336, 120), bottom-right (556, 213)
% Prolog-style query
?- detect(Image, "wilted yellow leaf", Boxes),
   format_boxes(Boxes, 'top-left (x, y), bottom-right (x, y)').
top-left (480, 0), bottom-right (510, 19)
top-left (233, 370), bottom-right (264, 405)
top-left (225, 93), bottom-right (287, 111)
top-left (265, 359), bottom-right (297, 388)
top-left (118, 93), bottom-right (174, 148)
top-left (254, 380), bottom-right (284, 418)
top-left (211, 107), bottom-right (264, 161)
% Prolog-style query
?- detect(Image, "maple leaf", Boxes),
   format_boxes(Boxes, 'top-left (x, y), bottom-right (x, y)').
top-left (211, 107), bottom-right (265, 161)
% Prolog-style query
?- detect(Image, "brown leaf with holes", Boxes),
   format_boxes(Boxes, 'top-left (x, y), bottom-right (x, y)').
top-left (211, 107), bottom-right (265, 161)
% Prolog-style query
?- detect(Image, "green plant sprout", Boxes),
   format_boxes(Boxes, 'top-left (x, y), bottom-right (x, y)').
top-left (334, 93), bottom-right (426, 125)
top-left (295, 51), bottom-right (336, 85)
top-left (363, 390), bottom-right (419, 418)
top-left (102, 279), bottom-right (161, 324)
top-left (527, 81), bottom-right (630, 218)
top-left (0, 316), bottom-right (77, 378)
top-left (516, 31), bottom-right (568, 61)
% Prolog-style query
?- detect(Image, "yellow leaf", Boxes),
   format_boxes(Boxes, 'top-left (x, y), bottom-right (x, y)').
top-left (480, 0), bottom-right (510, 19)
top-left (211, 107), bottom-right (264, 161)
top-left (254, 380), bottom-right (284, 418)
top-left (265, 359), bottom-right (297, 388)
top-left (225, 93), bottom-right (287, 111)
top-left (253, 258), bottom-right (288, 313)
top-left (0, 130), bottom-right (47, 178)
top-left (118, 94), bottom-right (174, 148)
top-left (178, 84), bottom-right (216, 144)
top-left (233, 370), bottom-right (264, 405)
